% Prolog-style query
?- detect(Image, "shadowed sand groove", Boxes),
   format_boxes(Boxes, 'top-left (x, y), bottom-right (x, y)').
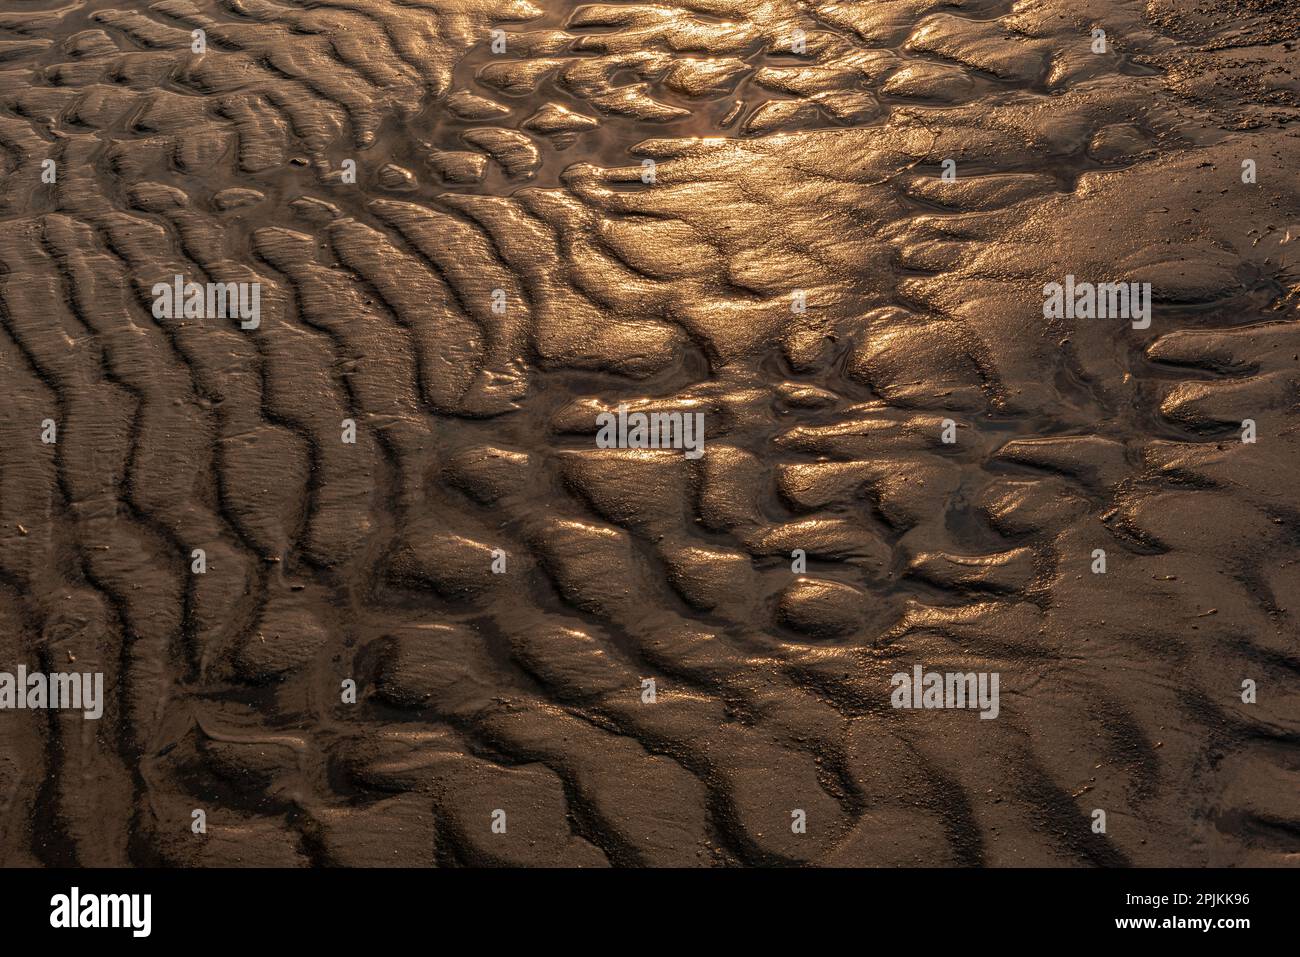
top-left (0, 0), bottom-right (1297, 867)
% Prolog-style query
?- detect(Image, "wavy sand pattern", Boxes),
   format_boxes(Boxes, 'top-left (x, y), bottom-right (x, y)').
top-left (0, 0), bottom-right (1297, 866)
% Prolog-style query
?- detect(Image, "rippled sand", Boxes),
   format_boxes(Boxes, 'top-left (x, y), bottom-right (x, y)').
top-left (0, 0), bottom-right (1297, 866)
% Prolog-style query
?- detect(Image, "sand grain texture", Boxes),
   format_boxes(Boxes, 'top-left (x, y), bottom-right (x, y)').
top-left (0, 0), bottom-right (1297, 867)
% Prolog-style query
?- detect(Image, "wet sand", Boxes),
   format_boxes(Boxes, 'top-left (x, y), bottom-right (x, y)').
top-left (0, 0), bottom-right (1297, 866)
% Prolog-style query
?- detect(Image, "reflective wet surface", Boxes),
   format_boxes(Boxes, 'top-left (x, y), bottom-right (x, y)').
top-left (0, 0), bottom-right (1298, 866)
